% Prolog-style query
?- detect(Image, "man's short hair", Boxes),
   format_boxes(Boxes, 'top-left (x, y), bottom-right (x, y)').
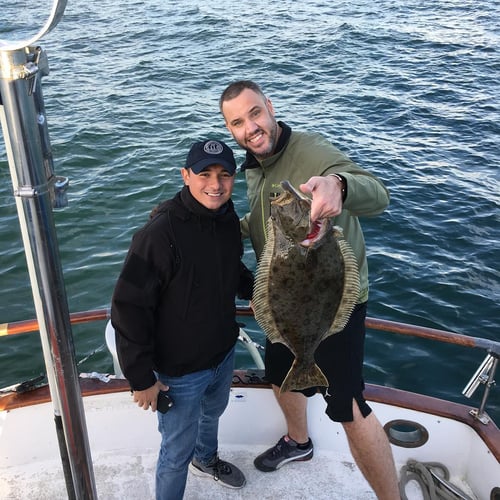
top-left (219, 80), bottom-right (266, 112)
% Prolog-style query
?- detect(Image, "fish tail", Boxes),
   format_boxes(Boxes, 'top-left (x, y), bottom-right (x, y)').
top-left (279, 361), bottom-right (328, 394)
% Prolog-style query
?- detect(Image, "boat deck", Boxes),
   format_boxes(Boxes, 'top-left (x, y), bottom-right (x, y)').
top-left (2, 386), bottom-right (376, 499)
top-left (2, 379), bottom-right (497, 499)
top-left (2, 447), bottom-right (380, 500)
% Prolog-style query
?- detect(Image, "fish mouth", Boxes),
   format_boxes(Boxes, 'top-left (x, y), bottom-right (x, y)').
top-left (278, 181), bottom-right (327, 247)
top-left (300, 219), bottom-right (327, 247)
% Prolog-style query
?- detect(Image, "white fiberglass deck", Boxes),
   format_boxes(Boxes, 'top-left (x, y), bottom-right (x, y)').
top-left (1, 387), bottom-right (496, 499)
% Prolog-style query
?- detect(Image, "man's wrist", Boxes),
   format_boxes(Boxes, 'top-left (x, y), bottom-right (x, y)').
top-left (329, 173), bottom-right (347, 202)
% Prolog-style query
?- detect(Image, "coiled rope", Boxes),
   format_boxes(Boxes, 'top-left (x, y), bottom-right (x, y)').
top-left (399, 460), bottom-right (475, 500)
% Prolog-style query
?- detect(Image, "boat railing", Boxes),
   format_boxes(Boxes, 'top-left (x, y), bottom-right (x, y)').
top-left (1, 305), bottom-right (498, 424)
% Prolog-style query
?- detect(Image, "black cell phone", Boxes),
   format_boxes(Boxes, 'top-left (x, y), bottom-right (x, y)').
top-left (157, 391), bottom-right (174, 414)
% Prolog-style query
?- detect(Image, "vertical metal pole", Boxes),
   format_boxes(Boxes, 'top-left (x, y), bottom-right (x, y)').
top-left (0, 46), bottom-right (97, 499)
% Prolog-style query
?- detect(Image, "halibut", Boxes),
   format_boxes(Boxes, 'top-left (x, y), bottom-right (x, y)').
top-left (253, 180), bottom-right (360, 393)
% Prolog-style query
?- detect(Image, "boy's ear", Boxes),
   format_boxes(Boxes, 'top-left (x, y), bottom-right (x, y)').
top-left (181, 168), bottom-right (190, 185)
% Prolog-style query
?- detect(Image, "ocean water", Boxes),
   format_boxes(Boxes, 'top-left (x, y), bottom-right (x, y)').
top-left (0, 1), bottom-right (498, 421)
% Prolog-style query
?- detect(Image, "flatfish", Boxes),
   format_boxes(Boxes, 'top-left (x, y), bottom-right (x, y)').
top-left (253, 180), bottom-right (360, 393)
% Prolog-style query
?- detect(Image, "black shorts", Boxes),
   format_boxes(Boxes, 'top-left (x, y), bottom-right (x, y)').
top-left (264, 302), bottom-right (372, 423)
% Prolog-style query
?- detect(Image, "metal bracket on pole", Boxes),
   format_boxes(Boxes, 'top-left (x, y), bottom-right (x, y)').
top-left (462, 352), bottom-right (498, 425)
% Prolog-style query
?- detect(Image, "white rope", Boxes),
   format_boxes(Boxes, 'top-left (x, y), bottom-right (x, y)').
top-left (399, 460), bottom-right (475, 500)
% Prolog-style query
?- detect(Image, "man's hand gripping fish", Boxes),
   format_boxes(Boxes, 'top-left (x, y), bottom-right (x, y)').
top-left (253, 180), bottom-right (360, 393)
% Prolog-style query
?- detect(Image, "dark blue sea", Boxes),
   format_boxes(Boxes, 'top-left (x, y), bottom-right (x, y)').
top-left (1, 1), bottom-right (498, 421)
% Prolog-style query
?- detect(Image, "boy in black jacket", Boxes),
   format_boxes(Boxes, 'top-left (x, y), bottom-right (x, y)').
top-left (111, 139), bottom-right (253, 499)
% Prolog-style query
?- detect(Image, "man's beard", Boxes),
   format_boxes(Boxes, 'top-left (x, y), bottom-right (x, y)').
top-left (245, 121), bottom-right (279, 160)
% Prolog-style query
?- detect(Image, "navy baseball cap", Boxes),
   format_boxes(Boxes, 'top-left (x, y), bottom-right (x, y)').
top-left (185, 140), bottom-right (236, 175)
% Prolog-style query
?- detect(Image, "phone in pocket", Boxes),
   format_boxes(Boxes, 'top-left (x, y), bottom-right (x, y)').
top-left (157, 391), bottom-right (174, 414)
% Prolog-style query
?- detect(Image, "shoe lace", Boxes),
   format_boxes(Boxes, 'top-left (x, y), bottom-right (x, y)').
top-left (212, 459), bottom-right (232, 481)
top-left (269, 438), bottom-right (287, 458)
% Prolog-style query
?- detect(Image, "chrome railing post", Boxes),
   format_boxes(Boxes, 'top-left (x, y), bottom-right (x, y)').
top-left (0, 2), bottom-right (97, 498)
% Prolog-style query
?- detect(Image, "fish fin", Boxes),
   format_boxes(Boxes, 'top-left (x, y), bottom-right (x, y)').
top-left (325, 237), bottom-right (361, 338)
top-left (253, 219), bottom-right (284, 343)
top-left (279, 360), bottom-right (328, 394)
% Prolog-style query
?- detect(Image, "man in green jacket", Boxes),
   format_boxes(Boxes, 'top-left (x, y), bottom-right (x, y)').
top-left (220, 80), bottom-right (400, 500)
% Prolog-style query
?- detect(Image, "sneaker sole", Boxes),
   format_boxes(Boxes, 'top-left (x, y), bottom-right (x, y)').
top-left (188, 463), bottom-right (246, 489)
top-left (254, 448), bottom-right (314, 472)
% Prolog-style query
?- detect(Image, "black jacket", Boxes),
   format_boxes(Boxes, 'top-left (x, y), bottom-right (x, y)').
top-left (111, 186), bottom-right (253, 390)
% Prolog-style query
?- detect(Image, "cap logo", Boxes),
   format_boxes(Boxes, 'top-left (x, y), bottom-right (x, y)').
top-left (203, 141), bottom-right (224, 155)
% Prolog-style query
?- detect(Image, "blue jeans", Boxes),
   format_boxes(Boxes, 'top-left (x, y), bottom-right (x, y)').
top-left (155, 347), bottom-right (235, 500)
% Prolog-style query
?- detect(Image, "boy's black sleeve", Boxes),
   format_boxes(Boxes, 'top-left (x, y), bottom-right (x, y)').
top-left (237, 261), bottom-right (254, 300)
